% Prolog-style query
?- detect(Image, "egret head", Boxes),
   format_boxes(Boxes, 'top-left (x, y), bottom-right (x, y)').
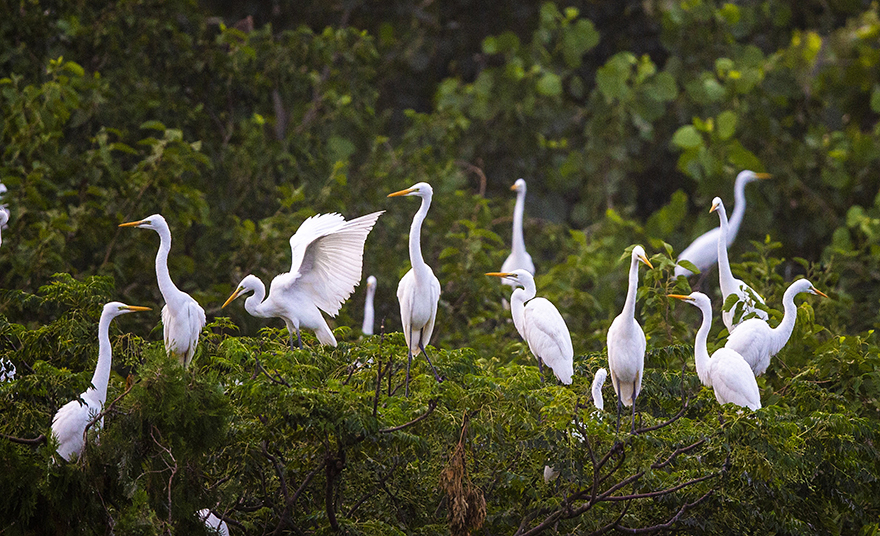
top-left (789, 278), bottom-right (829, 299)
top-left (366, 275), bottom-right (377, 290)
top-left (222, 275), bottom-right (261, 308)
top-left (668, 291), bottom-right (711, 309)
top-left (631, 245), bottom-right (653, 269)
top-left (486, 268), bottom-right (534, 288)
top-left (118, 213), bottom-right (167, 231)
top-left (709, 196), bottom-right (725, 215)
top-left (387, 182), bottom-right (433, 199)
top-left (736, 170), bottom-right (772, 186)
top-left (511, 178), bottom-right (527, 193)
top-left (103, 301), bottom-right (151, 318)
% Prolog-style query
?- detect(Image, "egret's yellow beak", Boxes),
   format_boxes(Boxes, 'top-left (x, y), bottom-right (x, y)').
top-left (667, 294), bottom-right (690, 301)
top-left (812, 287), bottom-right (829, 299)
top-left (709, 201), bottom-right (720, 213)
top-left (121, 305), bottom-right (151, 312)
top-left (118, 220), bottom-right (147, 228)
top-left (222, 287), bottom-right (245, 309)
top-left (486, 272), bottom-right (514, 278)
top-left (639, 255), bottom-right (654, 269)
top-left (387, 187), bottom-right (415, 198)
top-left (510, 183), bottom-right (518, 191)
top-left (754, 172), bottom-right (772, 179)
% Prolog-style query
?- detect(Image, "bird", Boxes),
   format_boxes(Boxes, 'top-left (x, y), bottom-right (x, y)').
top-left (362, 275), bottom-right (377, 336)
top-left (486, 269), bottom-right (573, 384)
top-left (591, 368), bottom-right (608, 411)
top-left (0, 208), bottom-right (8, 247)
top-left (119, 214), bottom-right (206, 367)
top-left (710, 197), bottom-right (768, 331)
top-left (51, 302), bottom-right (150, 461)
top-left (725, 278), bottom-right (827, 376)
top-left (668, 292), bottom-right (761, 410)
top-left (223, 211), bottom-right (384, 349)
top-left (388, 182), bottom-right (443, 396)
top-left (197, 509), bottom-right (230, 536)
top-left (675, 170), bottom-right (771, 278)
top-left (500, 178), bottom-right (535, 287)
top-left (607, 245), bottom-right (653, 433)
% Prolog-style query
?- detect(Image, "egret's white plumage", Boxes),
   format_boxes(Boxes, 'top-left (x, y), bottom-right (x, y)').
top-left (197, 509), bottom-right (230, 536)
top-left (362, 275), bottom-right (377, 336)
top-left (607, 245), bottom-right (653, 432)
top-left (0, 208), bottom-right (8, 247)
top-left (51, 302), bottom-right (150, 461)
top-left (591, 368), bottom-right (608, 411)
top-left (488, 269), bottom-right (573, 384)
top-left (119, 215), bottom-right (206, 367)
top-left (500, 179), bottom-right (535, 287)
top-left (224, 211), bottom-right (383, 348)
top-left (675, 171), bottom-right (770, 278)
top-left (725, 279), bottom-right (827, 376)
top-left (388, 183), bottom-right (443, 396)
top-left (710, 197), bottom-right (768, 331)
top-left (669, 292), bottom-right (761, 410)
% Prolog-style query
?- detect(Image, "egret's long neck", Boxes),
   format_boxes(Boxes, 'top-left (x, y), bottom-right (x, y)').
top-left (244, 279), bottom-right (269, 318)
top-left (622, 256), bottom-right (640, 319)
top-left (510, 283), bottom-right (535, 339)
top-left (728, 180), bottom-right (749, 244)
top-left (716, 206), bottom-right (737, 292)
top-left (362, 287), bottom-right (375, 334)
top-left (409, 195), bottom-right (432, 275)
top-left (693, 302), bottom-right (713, 386)
top-left (770, 286), bottom-right (801, 355)
top-left (512, 189), bottom-right (526, 255)
top-left (91, 312), bottom-right (114, 404)
top-left (154, 224), bottom-right (181, 300)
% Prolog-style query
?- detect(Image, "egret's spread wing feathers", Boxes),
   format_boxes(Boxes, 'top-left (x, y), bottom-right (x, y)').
top-left (290, 211), bottom-right (383, 316)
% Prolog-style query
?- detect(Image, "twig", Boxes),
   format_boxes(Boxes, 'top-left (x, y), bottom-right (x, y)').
top-left (634, 396), bottom-right (689, 435)
top-left (0, 432), bottom-right (46, 445)
top-left (379, 399), bottom-right (437, 433)
top-left (603, 472), bottom-right (719, 502)
top-left (83, 379), bottom-right (137, 442)
top-left (651, 439), bottom-right (706, 471)
top-left (614, 489), bottom-right (715, 533)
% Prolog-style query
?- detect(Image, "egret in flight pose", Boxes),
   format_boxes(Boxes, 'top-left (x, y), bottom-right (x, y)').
top-left (591, 368), bottom-right (608, 411)
top-left (500, 179), bottom-right (535, 287)
top-left (725, 278), bottom-right (827, 376)
top-left (223, 211), bottom-right (383, 349)
top-left (119, 215), bottom-right (206, 367)
top-left (51, 302), bottom-right (150, 461)
top-left (675, 171), bottom-right (770, 278)
top-left (362, 275), bottom-right (377, 336)
top-left (607, 246), bottom-right (653, 433)
top-left (669, 292), bottom-right (761, 410)
top-left (487, 269), bottom-right (573, 384)
top-left (710, 197), bottom-right (768, 331)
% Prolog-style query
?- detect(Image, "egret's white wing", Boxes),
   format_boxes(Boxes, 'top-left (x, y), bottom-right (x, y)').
top-left (523, 298), bottom-right (573, 383)
top-left (675, 228), bottom-right (720, 277)
top-left (290, 211), bottom-right (384, 316)
top-left (724, 318), bottom-right (774, 376)
top-left (709, 350), bottom-right (761, 410)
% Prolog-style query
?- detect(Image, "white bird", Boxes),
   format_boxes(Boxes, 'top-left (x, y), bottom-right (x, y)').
top-left (119, 214), bottom-right (206, 367)
top-left (543, 465), bottom-right (560, 484)
top-left (710, 197), bottom-right (768, 331)
top-left (487, 269), bottom-right (573, 384)
top-left (607, 246), bottom-right (653, 432)
top-left (362, 275), bottom-right (377, 336)
top-left (388, 183), bottom-right (443, 396)
top-left (500, 178), bottom-right (535, 287)
top-left (591, 368), bottom-right (608, 411)
top-left (197, 509), bottom-right (230, 536)
top-left (725, 278), bottom-right (827, 376)
top-left (675, 171), bottom-right (771, 278)
top-left (0, 208), bottom-right (8, 247)
top-left (669, 292), bottom-right (761, 411)
top-left (51, 302), bottom-right (150, 461)
top-left (223, 211), bottom-right (383, 349)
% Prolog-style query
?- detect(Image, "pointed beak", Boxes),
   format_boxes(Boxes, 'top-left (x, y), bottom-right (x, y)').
top-left (222, 287), bottom-right (245, 308)
top-left (811, 287), bottom-right (829, 299)
top-left (754, 173), bottom-right (772, 179)
top-left (118, 220), bottom-right (147, 228)
top-left (387, 187), bottom-right (415, 198)
top-left (509, 183), bottom-right (518, 191)
top-left (639, 255), bottom-right (654, 269)
top-left (121, 305), bottom-right (151, 312)
top-left (486, 272), bottom-right (514, 278)
top-left (667, 294), bottom-right (689, 301)
top-left (709, 201), bottom-right (720, 213)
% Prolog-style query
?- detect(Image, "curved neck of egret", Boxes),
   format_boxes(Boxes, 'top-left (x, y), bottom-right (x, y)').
top-left (362, 285), bottom-right (375, 335)
top-left (152, 221), bottom-right (182, 301)
top-left (409, 193), bottom-right (432, 277)
top-left (715, 202), bottom-right (738, 294)
top-left (512, 187), bottom-right (526, 256)
top-left (243, 278), bottom-right (269, 319)
top-left (692, 298), bottom-right (713, 387)
top-left (91, 309), bottom-right (116, 404)
top-left (728, 176), bottom-right (750, 244)
top-left (770, 283), bottom-right (807, 355)
top-left (622, 253), bottom-right (642, 319)
top-left (509, 277), bottom-right (536, 338)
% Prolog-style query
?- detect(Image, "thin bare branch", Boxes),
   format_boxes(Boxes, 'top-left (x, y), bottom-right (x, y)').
top-left (614, 489), bottom-right (715, 534)
top-left (379, 399), bottom-right (437, 433)
top-left (0, 432), bottom-right (46, 445)
top-left (604, 471), bottom-right (719, 502)
top-left (651, 439), bottom-right (706, 471)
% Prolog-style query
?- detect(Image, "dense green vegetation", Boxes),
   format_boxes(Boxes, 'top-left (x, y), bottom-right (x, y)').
top-left (1, 0), bottom-right (880, 533)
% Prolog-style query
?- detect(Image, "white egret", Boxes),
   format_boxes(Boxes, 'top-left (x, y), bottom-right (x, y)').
top-left (223, 211), bottom-right (383, 349)
top-left (500, 178), bottom-right (535, 287)
top-left (725, 279), bottom-right (827, 376)
top-left (543, 465), bottom-right (560, 484)
top-left (119, 214), bottom-right (206, 367)
top-left (710, 197), bottom-right (768, 331)
top-left (675, 171), bottom-right (771, 278)
top-left (388, 183), bottom-right (443, 396)
top-left (591, 368), bottom-right (608, 411)
top-left (0, 208), bottom-right (8, 247)
top-left (51, 302), bottom-right (150, 461)
top-left (487, 269), bottom-right (573, 384)
top-left (607, 245), bottom-right (653, 433)
top-left (197, 509), bottom-right (230, 536)
top-left (669, 292), bottom-right (761, 411)
top-left (362, 275), bottom-right (377, 336)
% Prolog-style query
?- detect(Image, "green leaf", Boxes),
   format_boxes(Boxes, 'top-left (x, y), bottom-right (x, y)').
top-left (672, 125), bottom-right (702, 149)
top-left (536, 72), bottom-right (562, 97)
top-left (676, 259), bottom-right (700, 275)
top-left (140, 120), bottom-right (166, 131)
top-left (716, 110), bottom-right (737, 140)
top-left (871, 85), bottom-right (880, 113)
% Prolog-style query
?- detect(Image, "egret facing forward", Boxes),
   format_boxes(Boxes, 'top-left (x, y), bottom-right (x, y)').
top-left (388, 183), bottom-right (442, 396)
top-left (223, 211), bottom-right (383, 349)
top-left (725, 279), bottom-right (827, 376)
top-left (675, 171), bottom-right (770, 278)
top-left (362, 275), bottom-right (377, 336)
top-left (487, 269), bottom-right (573, 384)
top-left (500, 179), bottom-right (535, 287)
top-left (120, 214), bottom-right (205, 367)
top-left (669, 293), bottom-right (761, 410)
top-left (607, 246), bottom-right (653, 433)
top-left (51, 302), bottom-right (150, 461)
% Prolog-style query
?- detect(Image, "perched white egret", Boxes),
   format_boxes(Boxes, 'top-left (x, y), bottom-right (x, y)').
top-left (0, 208), bottom-right (8, 247)
top-left (675, 171), bottom-right (771, 278)
top-left (119, 215), bottom-right (206, 367)
top-left (388, 183), bottom-right (443, 396)
top-left (197, 509), bottom-right (230, 536)
top-left (487, 269), bottom-right (573, 384)
top-left (669, 292), bottom-right (761, 410)
top-left (224, 211), bottom-right (383, 349)
top-left (543, 465), bottom-right (560, 484)
top-left (591, 368), bottom-right (608, 411)
top-left (500, 179), bottom-right (535, 287)
top-left (710, 197), bottom-right (768, 331)
top-left (51, 302), bottom-right (150, 461)
top-left (362, 275), bottom-right (377, 336)
top-left (607, 246), bottom-right (653, 433)
top-left (725, 279), bottom-right (827, 376)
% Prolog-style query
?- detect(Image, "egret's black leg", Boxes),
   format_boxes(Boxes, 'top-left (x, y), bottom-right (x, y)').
top-left (405, 344), bottom-right (413, 398)
top-left (289, 331), bottom-right (296, 351)
top-left (418, 328), bottom-right (442, 382)
top-left (297, 329), bottom-right (302, 349)
top-left (538, 357), bottom-right (546, 383)
top-left (615, 382), bottom-right (623, 436)
top-left (630, 381), bottom-right (638, 433)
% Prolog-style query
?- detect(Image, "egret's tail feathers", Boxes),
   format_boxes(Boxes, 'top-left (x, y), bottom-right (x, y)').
top-left (616, 381), bottom-right (638, 407)
top-left (551, 361), bottom-right (573, 385)
top-left (315, 325), bottom-right (338, 347)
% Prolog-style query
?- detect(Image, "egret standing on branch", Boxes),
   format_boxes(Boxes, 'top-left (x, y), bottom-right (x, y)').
top-left (487, 269), bottom-right (573, 384)
top-left (675, 171), bottom-right (771, 278)
top-left (120, 214), bottom-right (206, 367)
top-left (669, 292), bottom-right (761, 411)
top-left (725, 278), bottom-right (827, 376)
top-left (710, 196), bottom-right (769, 331)
top-left (362, 275), bottom-right (377, 336)
top-left (607, 245), bottom-right (653, 433)
top-left (500, 179), bottom-right (535, 287)
top-left (223, 211), bottom-right (384, 349)
top-left (51, 302), bottom-right (150, 461)
top-left (388, 182), bottom-right (443, 396)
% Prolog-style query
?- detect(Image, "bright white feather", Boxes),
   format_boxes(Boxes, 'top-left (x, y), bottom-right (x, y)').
top-left (501, 178), bottom-right (535, 287)
top-left (591, 368), bottom-right (607, 411)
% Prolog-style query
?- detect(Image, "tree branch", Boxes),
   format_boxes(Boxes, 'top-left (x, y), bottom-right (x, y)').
top-left (379, 399), bottom-right (437, 433)
top-left (614, 489), bottom-right (715, 533)
top-left (651, 439), bottom-right (706, 471)
top-left (0, 432), bottom-right (46, 445)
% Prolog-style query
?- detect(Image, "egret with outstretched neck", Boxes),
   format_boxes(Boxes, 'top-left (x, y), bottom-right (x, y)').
top-left (362, 275), bottom-right (377, 336)
top-left (500, 179), bottom-right (535, 287)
